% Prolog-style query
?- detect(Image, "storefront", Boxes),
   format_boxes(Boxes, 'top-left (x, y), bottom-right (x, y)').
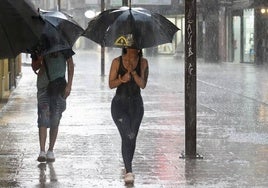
top-left (230, 0), bottom-right (268, 64)
top-left (232, 9), bottom-right (255, 63)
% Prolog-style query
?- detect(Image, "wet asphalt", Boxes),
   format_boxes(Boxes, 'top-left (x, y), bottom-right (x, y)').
top-left (0, 49), bottom-right (268, 188)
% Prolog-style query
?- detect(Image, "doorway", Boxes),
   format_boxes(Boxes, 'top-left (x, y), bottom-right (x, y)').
top-left (233, 16), bottom-right (241, 63)
top-left (243, 9), bottom-right (255, 63)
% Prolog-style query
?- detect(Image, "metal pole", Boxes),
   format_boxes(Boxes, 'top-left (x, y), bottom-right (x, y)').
top-left (57, 0), bottom-right (61, 11)
top-left (101, 0), bottom-right (105, 76)
top-left (122, 0), bottom-right (128, 6)
top-left (182, 0), bottom-right (202, 159)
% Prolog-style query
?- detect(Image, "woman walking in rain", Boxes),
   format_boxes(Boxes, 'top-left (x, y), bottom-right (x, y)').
top-left (109, 47), bottom-right (149, 184)
top-left (31, 49), bottom-right (74, 163)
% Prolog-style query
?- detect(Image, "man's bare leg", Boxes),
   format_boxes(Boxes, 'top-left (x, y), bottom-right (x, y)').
top-left (38, 127), bottom-right (47, 162)
top-left (48, 127), bottom-right (58, 151)
top-left (39, 127), bottom-right (47, 152)
top-left (46, 127), bottom-right (58, 162)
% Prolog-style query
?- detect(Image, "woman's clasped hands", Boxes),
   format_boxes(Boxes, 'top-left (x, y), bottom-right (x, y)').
top-left (119, 63), bottom-right (134, 83)
top-left (119, 71), bottom-right (131, 83)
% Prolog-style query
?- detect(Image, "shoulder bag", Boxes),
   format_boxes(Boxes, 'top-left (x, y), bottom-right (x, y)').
top-left (43, 59), bottom-right (67, 96)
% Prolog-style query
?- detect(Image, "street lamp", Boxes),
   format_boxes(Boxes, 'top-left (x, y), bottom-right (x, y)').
top-left (260, 8), bottom-right (268, 14)
top-left (57, 0), bottom-right (61, 11)
top-left (84, 10), bottom-right (96, 19)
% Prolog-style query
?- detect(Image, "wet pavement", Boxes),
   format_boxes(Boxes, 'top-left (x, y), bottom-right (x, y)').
top-left (0, 49), bottom-right (268, 187)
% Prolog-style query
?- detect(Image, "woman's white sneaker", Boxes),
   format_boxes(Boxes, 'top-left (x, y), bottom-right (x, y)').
top-left (124, 172), bottom-right (134, 184)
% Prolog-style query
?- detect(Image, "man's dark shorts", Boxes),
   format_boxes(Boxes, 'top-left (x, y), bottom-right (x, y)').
top-left (37, 88), bottom-right (66, 128)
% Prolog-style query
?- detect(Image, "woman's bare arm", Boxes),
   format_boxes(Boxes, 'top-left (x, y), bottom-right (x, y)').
top-left (131, 58), bottom-right (149, 89)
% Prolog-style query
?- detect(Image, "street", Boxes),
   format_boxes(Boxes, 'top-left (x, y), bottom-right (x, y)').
top-left (0, 49), bottom-right (268, 187)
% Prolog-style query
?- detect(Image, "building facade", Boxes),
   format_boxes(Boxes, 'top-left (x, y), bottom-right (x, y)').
top-left (199, 0), bottom-right (268, 64)
top-left (29, 0), bottom-right (268, 63)
top-left (1, 0), bottom-right (268, 102)
top-left (0, 57), bottom-right (21, 102)
top-left (31, 0), bottom-right (184, 54)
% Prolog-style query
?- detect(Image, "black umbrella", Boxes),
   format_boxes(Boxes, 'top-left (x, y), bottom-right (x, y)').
top-left (40, 10), bottom-right (84, 47)
top-left (0, 0), bottom-right (44, 58)
top-left (83, 6), bottom-right (179, 49)
top-left (35, 21), bottom-right (71, 55)
top-left (32, 10), bottom-right (84, 55)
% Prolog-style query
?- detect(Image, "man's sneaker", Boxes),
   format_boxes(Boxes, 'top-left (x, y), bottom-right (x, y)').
top-left (46, 150), bottom-right (55, 162)
top-left (37, 151), bottom-right (46, 162)
top-left (124, 172), bottom-right (134, 184)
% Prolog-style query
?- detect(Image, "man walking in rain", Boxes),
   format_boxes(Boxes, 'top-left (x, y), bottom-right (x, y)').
top-left (31, 49), bottom-right (74, 162)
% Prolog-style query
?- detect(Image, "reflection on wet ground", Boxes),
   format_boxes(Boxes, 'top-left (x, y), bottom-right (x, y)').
top-left (0, 50), bottom-right (268, 187)
top-left (38, 163), bottom-right (57, 186)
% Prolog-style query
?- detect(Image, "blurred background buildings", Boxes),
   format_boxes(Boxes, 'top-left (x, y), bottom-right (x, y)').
top-left (30, 0), bottom-right (268, 64)
top-left (0, 0), bottom-right (268, 102)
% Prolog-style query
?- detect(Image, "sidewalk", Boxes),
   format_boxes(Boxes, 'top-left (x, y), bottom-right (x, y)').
top-left (0, 49), bottom-right (268, 187)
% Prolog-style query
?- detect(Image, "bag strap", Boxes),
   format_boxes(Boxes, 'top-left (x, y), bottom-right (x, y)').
top-left (43, 58), bottom-right (51, 81)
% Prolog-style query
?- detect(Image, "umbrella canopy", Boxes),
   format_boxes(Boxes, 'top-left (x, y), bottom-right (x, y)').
top-left (40, 10), bottom-right (84, 47)
top-left (83, 6), bottom-right (179, 49)
top-left (34, 21), bottom-right (71, 55)
top-left (32, 10), bottom-right (84, 55)
top-left (0, 0), bottom-right (44, 58)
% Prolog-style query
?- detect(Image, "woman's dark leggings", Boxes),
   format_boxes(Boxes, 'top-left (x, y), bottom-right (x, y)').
top-left (111, 95), bottom-right (144, 173)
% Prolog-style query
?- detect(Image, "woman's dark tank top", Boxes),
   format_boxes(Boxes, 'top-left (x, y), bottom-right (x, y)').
top-left (116, 56), bottom-right (141, 97)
